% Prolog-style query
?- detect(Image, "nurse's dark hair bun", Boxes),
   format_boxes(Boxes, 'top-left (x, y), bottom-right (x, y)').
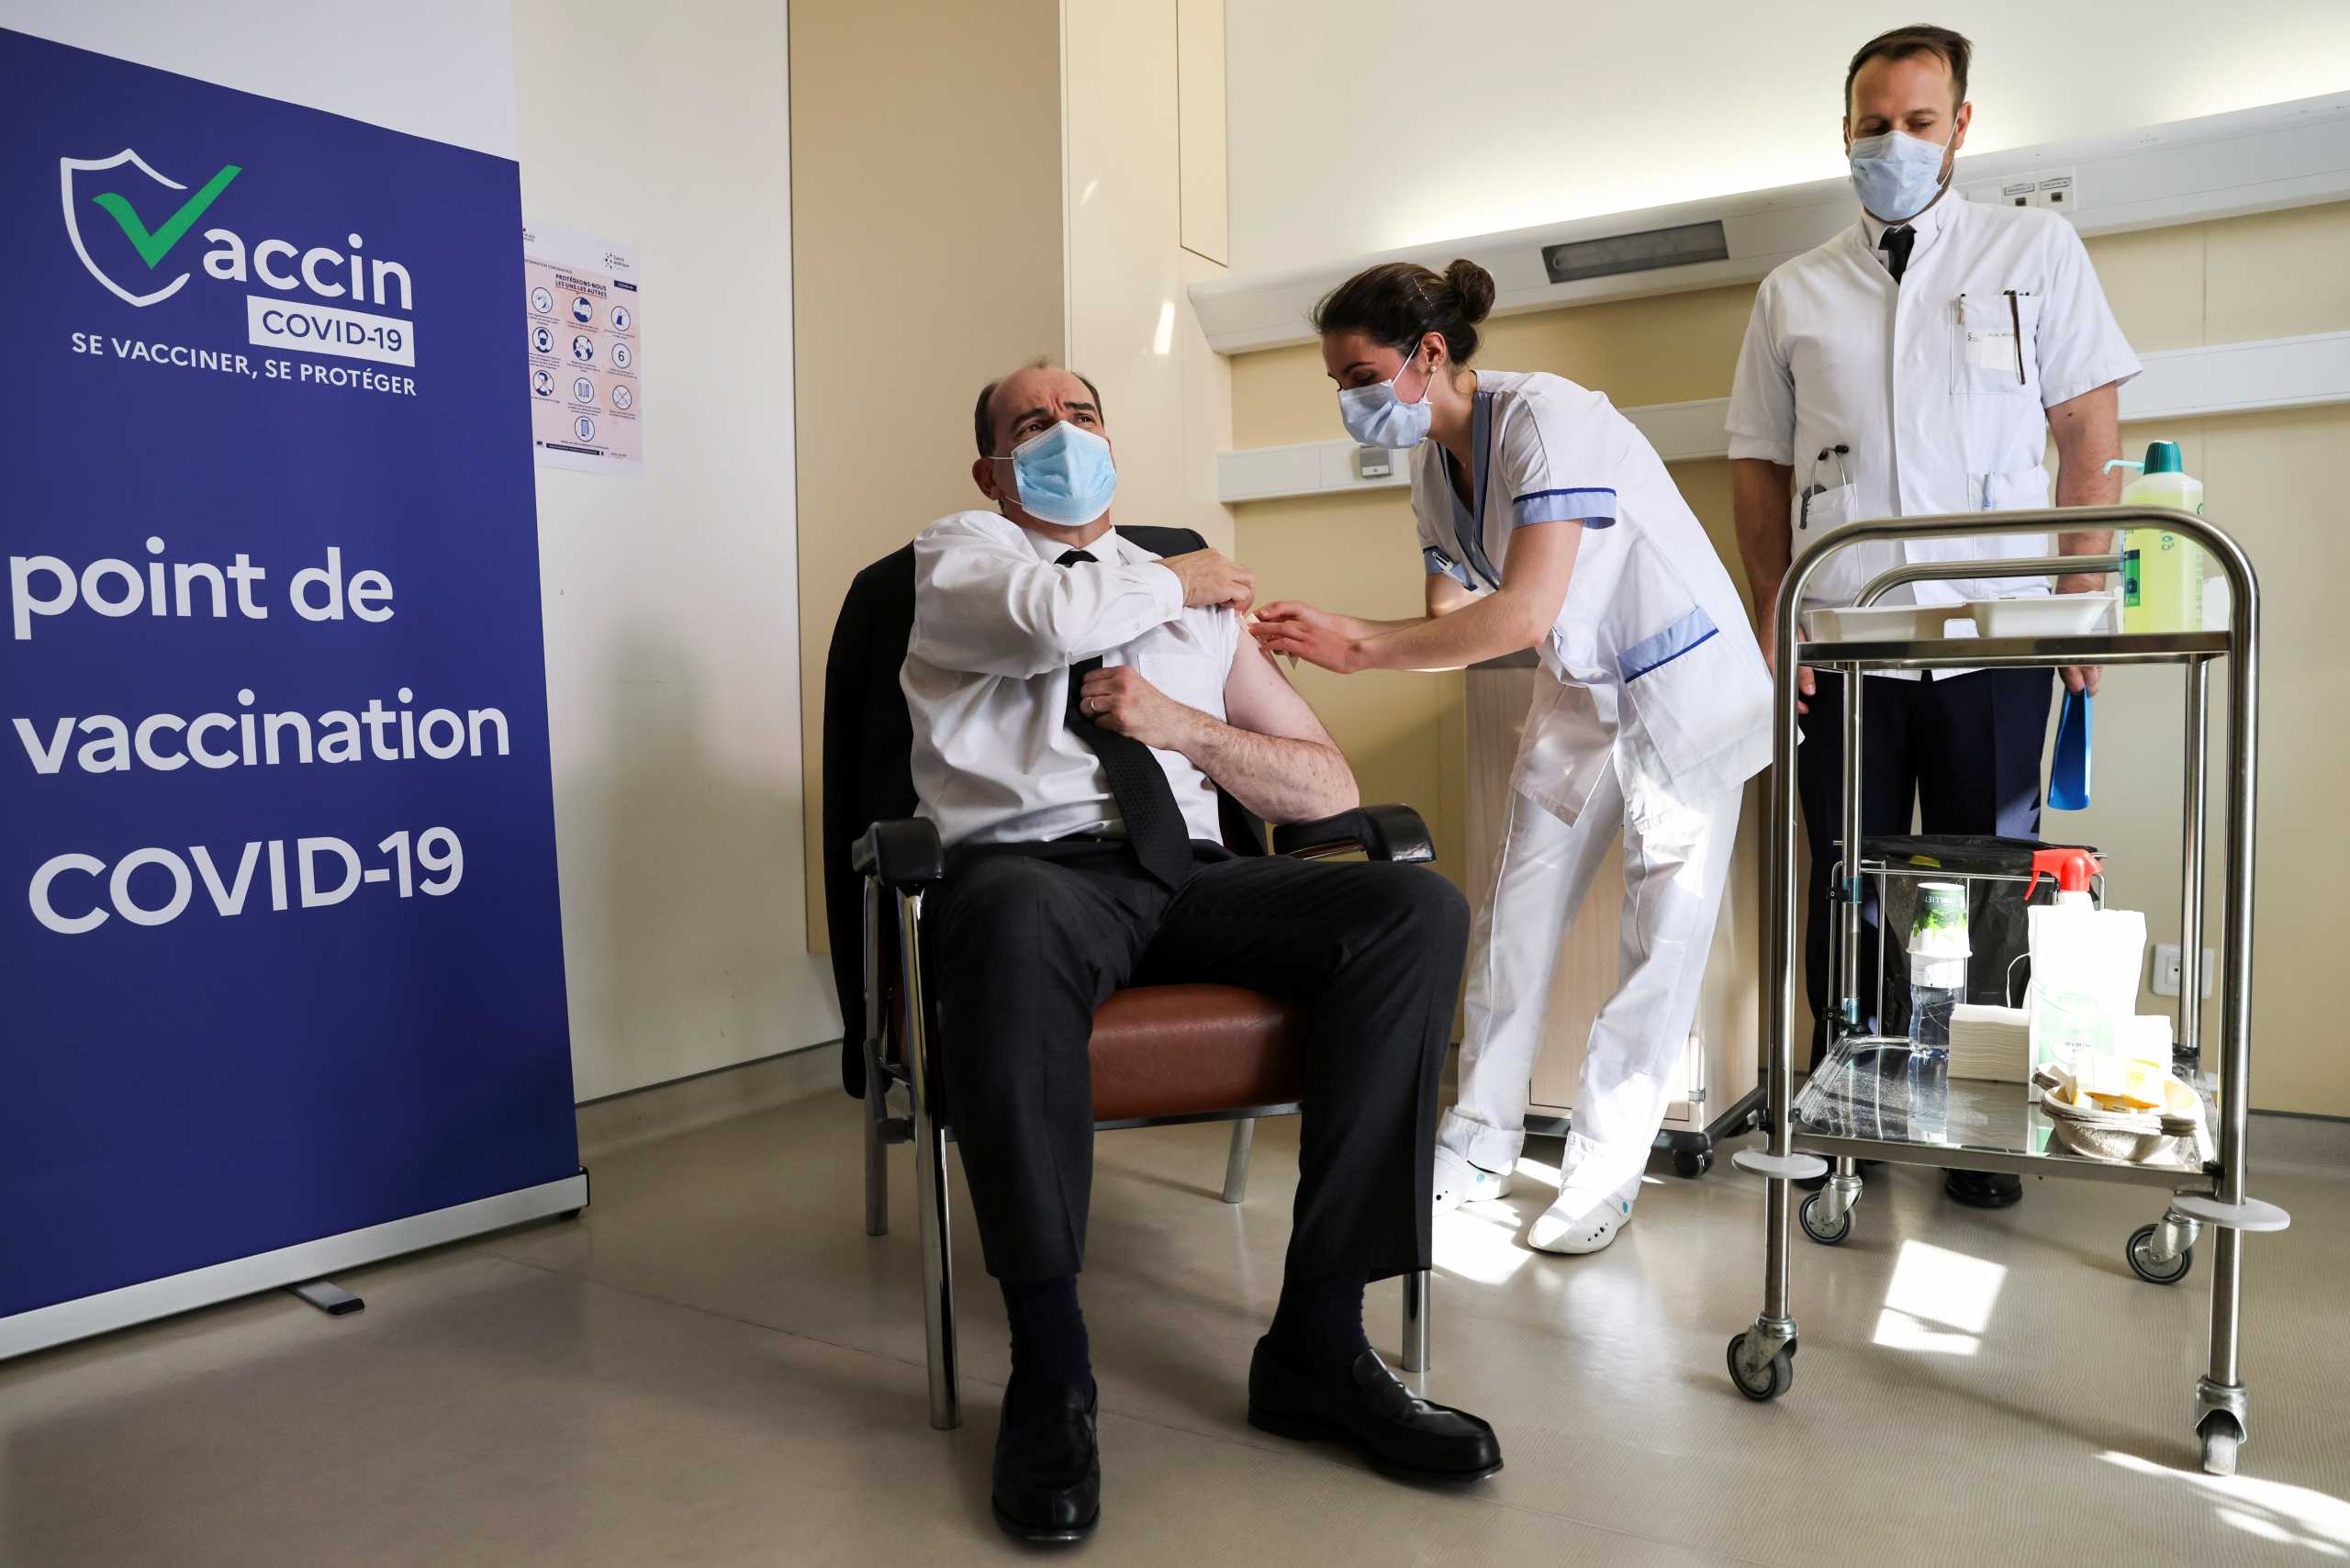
top-left (1311, 257), bottom-right (1494, 365)
top-left (1444, 259), bottom-right (1495, 325)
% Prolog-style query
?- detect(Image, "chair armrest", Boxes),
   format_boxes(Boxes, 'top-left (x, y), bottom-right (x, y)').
top-left (853, 818), bottom-right (946, 888)
top-left (1271, 804), bottom-right (1434, 865)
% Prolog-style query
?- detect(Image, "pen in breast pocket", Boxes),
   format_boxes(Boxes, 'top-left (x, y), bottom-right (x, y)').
top-left (1982, 473), bottom-right (1993, 510)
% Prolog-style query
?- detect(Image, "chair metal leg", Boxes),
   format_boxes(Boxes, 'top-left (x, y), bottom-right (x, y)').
top-left (913, 1107), bottom-right (957, 1429)
top-left (1400, 1269), bottom-right (1431, 1373)
top-left (1221, 1117), bottom-right (1255, 1204)
top-left (862, 1075), bottom-right (890, 1238)
top-left (860, 876), bottom-right (889, 1238)
top-left (897, 890), bottom-right (960, 1430)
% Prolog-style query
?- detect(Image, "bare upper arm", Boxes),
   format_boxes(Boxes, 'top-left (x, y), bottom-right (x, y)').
top-left (1427, 574), bottom-right (1476, 617)
top-left (1496, 518), bottom-right (1581, 636)
top-left (2047, 382), bottom-right (2119, 450)
top-left (1222, 634), bottom-right (1339, 746)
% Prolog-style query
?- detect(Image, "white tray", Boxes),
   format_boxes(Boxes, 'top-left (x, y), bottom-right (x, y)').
top-left (1969, 593), bottom-right (2118, 638)
top-left (1803, 604), bottom-right (1976, 644)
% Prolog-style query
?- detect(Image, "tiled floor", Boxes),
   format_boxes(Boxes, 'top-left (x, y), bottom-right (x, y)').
top-left (5, 1092), bottom-right (2346, 1566)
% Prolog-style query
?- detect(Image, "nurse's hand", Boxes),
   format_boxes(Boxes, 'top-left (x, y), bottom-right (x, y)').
top-left (2061, 665), bottom-right (2102, 697)
top-left (1250, 601), bottom-right (1367, 674)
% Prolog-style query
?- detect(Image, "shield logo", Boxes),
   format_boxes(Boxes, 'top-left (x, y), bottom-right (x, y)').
top-left (61, 149), bottom-right (239, 308)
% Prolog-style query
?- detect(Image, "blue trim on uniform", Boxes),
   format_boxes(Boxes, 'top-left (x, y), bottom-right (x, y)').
top-left (1512, 487), bottom-right (1619, 528)
top-left (1617, 606), bottom-right (1721, 683)
top-left (1422, 545), bottom-right (1474, 588)
top-left (1442, 390), bottom-right (1505, 590)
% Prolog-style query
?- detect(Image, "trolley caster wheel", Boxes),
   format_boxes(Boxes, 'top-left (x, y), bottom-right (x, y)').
top-left (1799, 1191), bottom-right (1853, 1246)
top-left (1673, 1148), bottom-right (1713, 1179)
top-left (1726, 1333), bottom-right (1795, 1402)
top-left (2125, 1222), bottom-right (2192, 1285)
top-left (2199, 1413), bottom-right (2243, 1477)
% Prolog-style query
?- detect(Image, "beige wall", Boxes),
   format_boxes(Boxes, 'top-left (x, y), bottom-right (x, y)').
top-left (1230, 201), bottom-right (2350, 1114)
top-left (1225, 1), bottom-right (2350, 273)
top-left (1064, 0), bottom-right (1236, 557)
top-left (516, 0), bottom-right (838, 1099)
top-left (790, 1), bottom-right (1067, 954)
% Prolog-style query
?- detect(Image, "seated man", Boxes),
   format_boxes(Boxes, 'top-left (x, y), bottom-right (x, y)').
top-left (908, 359), bottom-right (1502, 1542)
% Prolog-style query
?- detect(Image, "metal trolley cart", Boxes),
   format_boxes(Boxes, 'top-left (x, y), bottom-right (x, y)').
top-left (1725, 507), bottom-right (2291, 1477)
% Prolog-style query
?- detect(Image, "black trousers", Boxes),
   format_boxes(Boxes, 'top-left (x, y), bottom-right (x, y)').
top-left (1798, 668), bottom-right (2052, 1063)
top-left (926, 840), bottom-right (1470, 1285)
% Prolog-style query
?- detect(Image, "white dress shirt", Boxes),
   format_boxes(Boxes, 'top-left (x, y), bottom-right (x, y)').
top-left (902, 510), bottom-right (1240, 849)
top-left (1727, 194), bottom-right (2142, 632)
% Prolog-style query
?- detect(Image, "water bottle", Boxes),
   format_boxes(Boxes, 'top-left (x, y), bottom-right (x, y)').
top-left (1909, 958), bottom-right (1963, 1056)
top-left (1905, 1049), bottom-right (1951, 1143)
top-left (1908, 881), bottom-right (1970, 1060)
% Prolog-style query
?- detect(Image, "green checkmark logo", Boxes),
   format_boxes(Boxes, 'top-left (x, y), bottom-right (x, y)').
top-left (90, 163), bottom-right (241, 270)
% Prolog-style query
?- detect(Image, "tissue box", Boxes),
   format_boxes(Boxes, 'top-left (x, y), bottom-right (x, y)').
top-left (1949, 1003), bottom-right (2031, 1083)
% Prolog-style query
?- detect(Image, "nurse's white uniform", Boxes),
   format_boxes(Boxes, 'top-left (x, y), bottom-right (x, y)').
top-left (1427, 370), bottom-right (1772, 1201)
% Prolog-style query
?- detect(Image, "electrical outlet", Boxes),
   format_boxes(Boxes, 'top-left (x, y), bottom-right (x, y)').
top-left (2151, 943), bottom-right (2216, 998)
top-left (1981, 169), bottom-right (2077, 214)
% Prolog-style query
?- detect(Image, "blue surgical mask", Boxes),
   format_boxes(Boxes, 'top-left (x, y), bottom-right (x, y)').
top-left (1337, 345), bottom-right (1434, 448)
top-left (1848, 126), bottom-right (1955, 223)
top-left (1003, 420), bottom-right (1118, 526)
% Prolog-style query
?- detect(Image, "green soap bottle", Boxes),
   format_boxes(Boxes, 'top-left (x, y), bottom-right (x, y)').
top-left (2109, 442), bottom-right (2205, 633)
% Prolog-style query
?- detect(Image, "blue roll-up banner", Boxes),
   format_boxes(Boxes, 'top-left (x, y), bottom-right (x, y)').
top-left (1, 30), bottom-right (581, 1350)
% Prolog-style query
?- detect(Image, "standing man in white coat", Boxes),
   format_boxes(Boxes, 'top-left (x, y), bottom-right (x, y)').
top-left (1727, 24), bottom-right (2140, 1209)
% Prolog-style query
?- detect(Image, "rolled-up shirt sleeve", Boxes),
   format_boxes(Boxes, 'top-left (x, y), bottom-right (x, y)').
top-left (1726, 278), bottom-right (1797, 465)
top-left (910, 513), bottom-right (1183, 678)
top-left (2035, 220), bottom-right (2141, 409)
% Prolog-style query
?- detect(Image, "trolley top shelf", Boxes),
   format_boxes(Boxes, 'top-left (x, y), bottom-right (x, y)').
top-left (1794, 631), bottom-right (2229, 671)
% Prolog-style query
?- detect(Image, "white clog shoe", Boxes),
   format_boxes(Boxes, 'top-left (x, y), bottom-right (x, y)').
top-left (1432, 1146), bottom-right (1516, 1213)
top-left (1527, 1176), bottom-right (1640, 1255)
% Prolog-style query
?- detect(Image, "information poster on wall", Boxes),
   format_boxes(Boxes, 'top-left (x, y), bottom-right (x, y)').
top-left (1, 28), bottom-right (580, 1343)
top-left (524, 221), bottom-right (643, 476)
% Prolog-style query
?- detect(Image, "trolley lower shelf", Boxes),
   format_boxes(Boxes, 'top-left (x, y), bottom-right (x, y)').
top-left (1790, 1036), bottom-right (2215, 1193)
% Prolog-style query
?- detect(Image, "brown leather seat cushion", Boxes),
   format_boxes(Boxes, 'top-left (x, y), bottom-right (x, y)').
top-left (1088, 983), bottom-right (1310, 1122)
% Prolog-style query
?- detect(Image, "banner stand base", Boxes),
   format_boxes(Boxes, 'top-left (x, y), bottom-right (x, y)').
top-left (0, 1170), bottom-right (588, 1361)
top-left (286, 1280), bottom-right (365, 1316)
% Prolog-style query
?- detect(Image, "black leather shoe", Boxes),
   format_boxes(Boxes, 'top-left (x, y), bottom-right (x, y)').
top-left (991, 1379), bottom-right (1100, 1544)
top-left (1247, 1338), bottom-right (1503, 1483)
top-left (1944, 1169), bottom-right (2023, 1208)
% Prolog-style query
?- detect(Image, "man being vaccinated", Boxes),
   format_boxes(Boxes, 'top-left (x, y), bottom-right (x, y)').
top-left (1727, 24), bottom-right (2140, 1209)
top-left (907, 362), bottom-right (1501, 1544)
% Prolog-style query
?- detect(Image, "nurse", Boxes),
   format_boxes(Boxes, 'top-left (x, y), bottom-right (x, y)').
top-left (1725, 24), bottom-right (2139, 1210)
top-left (1252, 259), bottom-right (1771, 1255)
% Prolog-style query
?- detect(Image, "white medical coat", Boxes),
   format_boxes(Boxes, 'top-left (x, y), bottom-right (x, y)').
top-left (1726, 194), bottom-right (2141, 613)
top-left (1413, 369), bottom-right (1772, 827)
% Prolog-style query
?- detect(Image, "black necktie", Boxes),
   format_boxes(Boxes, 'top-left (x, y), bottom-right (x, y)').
top-left (1057, 549), bottom-right (1193, 888)
top-left (1879, 225), bottom-right (1915, 284)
